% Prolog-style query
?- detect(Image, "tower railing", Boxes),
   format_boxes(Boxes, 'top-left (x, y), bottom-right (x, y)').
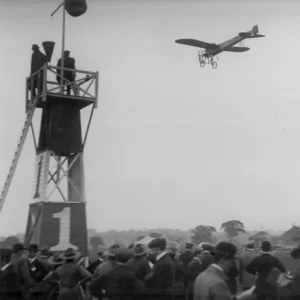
top-left (26, 64), bottom-right (99, 112)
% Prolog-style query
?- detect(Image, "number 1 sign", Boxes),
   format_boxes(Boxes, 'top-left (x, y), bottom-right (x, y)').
top-left (25, 202), bottom-right (88, 255)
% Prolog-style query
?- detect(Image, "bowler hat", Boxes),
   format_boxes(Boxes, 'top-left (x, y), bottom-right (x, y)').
top-left (116, 247), bottom-right (133, 263)
top-left (32, 44), bottom-right (39, 49)
top-left (214, 242), bottom-right (236, 259)
top-left (133, 244), bottom-right (148, 256)
top-left (28, 244), bottom-right (39, 252)
top-left (48, 253), bottom-right (65, 265)
top-left (148, 238), bottom-right (167, 250)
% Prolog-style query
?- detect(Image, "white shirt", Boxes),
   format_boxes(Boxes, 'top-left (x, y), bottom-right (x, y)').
top-left (156, 251), bottom-right (167, 261)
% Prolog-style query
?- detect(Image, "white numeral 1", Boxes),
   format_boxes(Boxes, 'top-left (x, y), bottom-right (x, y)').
top-left (51, 207), bottom-right (78, 251)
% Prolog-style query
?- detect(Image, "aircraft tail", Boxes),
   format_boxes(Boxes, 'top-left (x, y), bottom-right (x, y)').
top-left (239, 25), bottom-right (265, 38)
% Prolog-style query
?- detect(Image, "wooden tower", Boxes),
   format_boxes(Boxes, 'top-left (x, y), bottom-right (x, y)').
top-left (21, 62), bottom-right (98, 256)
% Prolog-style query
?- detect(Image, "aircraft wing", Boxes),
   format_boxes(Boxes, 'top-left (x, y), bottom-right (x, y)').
top-left (223, 46), bottom-right (250, 52)
top-left (175, 39), bottom-right (218, 50)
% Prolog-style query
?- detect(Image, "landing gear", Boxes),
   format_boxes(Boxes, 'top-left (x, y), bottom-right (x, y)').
top-left (197, 51), bottom-right (218, 69)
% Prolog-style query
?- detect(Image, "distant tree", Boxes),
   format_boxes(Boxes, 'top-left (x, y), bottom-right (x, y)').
top-left (221, 220), bottom-right (246, 240)
top-left (148, 232), bottom-right (163, 238)
top-left (191, 225), bottom-right (216, 245)
top-left (2, 236), bottom-right (20, 249)
top-left (89, 236), bottom-right (105, 250)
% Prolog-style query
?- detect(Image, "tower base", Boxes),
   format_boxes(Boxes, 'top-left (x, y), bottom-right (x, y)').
top-left (24, 201), bottom-right (88, 256)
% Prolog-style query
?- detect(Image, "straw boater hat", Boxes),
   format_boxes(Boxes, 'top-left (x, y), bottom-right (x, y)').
top-left (39, 246), bottom-right (52, 258)
top-left (48, 253), bottom-right (65, 265)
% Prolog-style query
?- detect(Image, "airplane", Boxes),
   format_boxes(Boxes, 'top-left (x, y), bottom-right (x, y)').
top-left (175, 25), bottom-right (265, 69)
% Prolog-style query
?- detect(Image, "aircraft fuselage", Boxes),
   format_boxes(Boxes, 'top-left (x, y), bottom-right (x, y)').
top-left (204, 35), bottom-right (245, 56)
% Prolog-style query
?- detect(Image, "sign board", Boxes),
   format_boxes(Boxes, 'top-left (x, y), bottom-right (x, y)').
top-left (24, 202), bottom-right (88, 256)
top-left (32, 151), bottom-right (50, 202)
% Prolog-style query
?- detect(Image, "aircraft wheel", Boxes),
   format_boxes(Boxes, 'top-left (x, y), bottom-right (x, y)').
top-left (212, 62), bottom-right (217, 69)
top-left (200, 61), bottom-right (205, 68)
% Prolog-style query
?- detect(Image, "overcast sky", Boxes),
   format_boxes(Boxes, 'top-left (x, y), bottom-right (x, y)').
top-left (0, 0), bottom-right (300, 236)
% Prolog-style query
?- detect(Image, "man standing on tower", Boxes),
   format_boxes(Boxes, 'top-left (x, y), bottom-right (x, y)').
top-left (56, 50), bottom-right (76, 95)
top-left (30, 44), bottom-right (48, 98)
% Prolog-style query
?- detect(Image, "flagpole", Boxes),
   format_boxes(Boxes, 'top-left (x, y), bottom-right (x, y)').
top-left (50, 1), bottom-right (66, 94)
top-left (60, 0), bottom-right (66, 94)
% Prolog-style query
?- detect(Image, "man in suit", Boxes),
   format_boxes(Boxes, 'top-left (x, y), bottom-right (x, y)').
top-left (238, 242), bottom-right (257, 291)
top-left (179, 243), bottom-right (194, 290)
top-left (193, 241), bottom-right (238, 300)
top-left (145, 237), bottom-right (175, 300)
top-left (186, 248), bottom-right (203, 300)
top-left (246, 241), bottom-right (286, 300)
top-left (26, 244), bottom-right (49, 300)
top-left (127, 244), bottom-right (151, 281)
top-left (30, 44), bottom-right (48, 98)
top-left (56, 50), bottom-right (76, 95)
top-left (87, 245), bottom-right (107, 275)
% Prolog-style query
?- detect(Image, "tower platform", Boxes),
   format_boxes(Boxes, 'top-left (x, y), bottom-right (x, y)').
top-left (26, 64), bottom-right (98, 112)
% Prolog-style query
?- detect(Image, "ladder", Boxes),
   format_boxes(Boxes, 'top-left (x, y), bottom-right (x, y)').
top-left (0, 100), bottom-right (38, 214)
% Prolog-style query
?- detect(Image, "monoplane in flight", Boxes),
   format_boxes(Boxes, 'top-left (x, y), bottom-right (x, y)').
top-left (175, 25), bottom-right (265, 69)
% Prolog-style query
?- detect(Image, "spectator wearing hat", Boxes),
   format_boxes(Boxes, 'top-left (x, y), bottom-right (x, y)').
top-left (127, 244), bottom-right (151, 281)
top-left (26, 244), bottom-right (49, 300)
top-left (179, 245), bottom-right (194, 291)
top-left (87, 245), bottom-right (107, 275)
top-left (56, 50), bottom-right (76, 95)
top-left (145, 237), bottom-right (175, 300)
top-left (238, 242), bottom-right (258, 291)
top-left (30, 44), bottom-right (48, 98)
top-left (246, 241), bottom-right (286, 300)
top-left (43, 248), bottom-right (91, 300)
top-left (90, 247), bottom-right (148, 300)
top-left (186, 249), bottom-right (204, 300)
top-left (199, 242), bottom-right (215, 271)
top-left (94, 244), bottom-right (120, 278)
top-left (193, 241), bottom-right (237, 300)
top-left (43, 254), bottom-right (65, 300)
top-left (0, 243), bottom-right (31, 299)
top-left (38, 246), bottom-right (53, 273)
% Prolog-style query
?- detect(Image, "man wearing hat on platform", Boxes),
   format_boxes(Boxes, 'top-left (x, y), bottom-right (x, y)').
top-left (127, 243), bottom-right (151, 281)
top-left (246, 241), bottom-right (286, 300)
top-left (238, 242), bottom-right (258, 291)
top-left (56, 50), bottom-right (76, 95)
top-left (30, 44), bottom-right (48, 98)
top-left (193, 241), bottom-right (238, 300)
top-left (145, 237), bottom-right (175, 300)
top-left (43, 248), bottom-right (92, 300)
top-left (87, 245), bottom-right (107, 274)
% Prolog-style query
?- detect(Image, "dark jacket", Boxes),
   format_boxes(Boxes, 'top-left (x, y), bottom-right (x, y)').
top-left (31, 50), bottom-right (48, 75)
top-left (87, 258), bottom-right (104, 274)
top-left (145, 253), bottom-right (175, 300)
top-left (89, 263), bottom-right (149, 300)
top-left (238, 249), bottom-right (257, 289)
top-left (201, 251), bottom-right (215, 271)
top-left (246, 252), bottom-right (286, 296)
top-left (127, 255), bottom-right (151, 281)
